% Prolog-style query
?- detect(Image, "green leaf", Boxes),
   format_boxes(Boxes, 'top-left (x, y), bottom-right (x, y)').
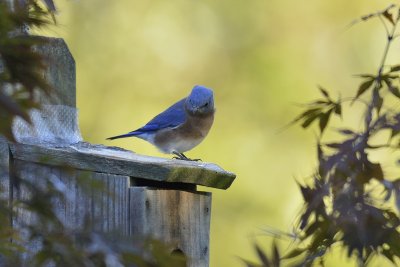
top-left (301, 113), bottom-right (320, 129)
top-left (325, 142), bottom-right (341, 149)
top-left (309, 100), bottom-right (329, 105)
top-left (292, 108), bottom-right (322, 124)
top-left (319, 109), bottom-right (333, 134)
top-left (334, 103), bottom-right (342, 116)
top-left (382, 10), bottom-right (395, 25)
top-left (390, 65), bottom-right (400, 72)
top-left (381, 248), bottom-right (396, 263)
top-left (366, 144), bottom-right (387, 149)
top-left (282, 248), bottom-right (305, 259)
top-left (361, 13), bottom-right (376, 21)
top-left (240, 258), bottom-right (261, 267)
top-left (318, 86), bottom-right (330, 99)
top-left (370, 162), bottom-right (384, 181)
top-left (381, 74), bottom-right (398, 80)
top-left (354, 74), bottom-right (375, 78)
top-left (355, 79), bottom-right (374, 99)
top-left (305, 221), bottom-right (321, 236)
top-left (388, 85), bottom-right (400, 99)
top-left (300, 108), bottom-right (322, 118)
top-left (337, 129), bottom-right (355, 135)
top-left (272, 243), bottom-right (280, 267)
top-left (386, 233), bottom-right (400, 259)
top-left (372, 89), bottom-right (383, 114)
top-left (255, 243), bottom-right (271, 267)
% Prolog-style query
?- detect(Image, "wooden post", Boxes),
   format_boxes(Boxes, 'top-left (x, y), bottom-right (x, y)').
top-left (12, 159), bottom-right (130, 234)
top-left (12, 37), bottom-right (80, 144)
top-left (0, 139), bottom-right (9, 202)
top-left (35, 37), bottom-right (76, 107)
top-left (130, 187), bottom-right (211, 267)
top-left (9, 142), bottom-right (235, 267)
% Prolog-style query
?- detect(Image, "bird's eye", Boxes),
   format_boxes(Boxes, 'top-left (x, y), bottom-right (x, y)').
top-left (204, 103), bottom-right (208, 107)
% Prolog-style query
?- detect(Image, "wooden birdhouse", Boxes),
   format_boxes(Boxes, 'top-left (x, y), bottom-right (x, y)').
top-left (0, 9), bottom-right (236, 266)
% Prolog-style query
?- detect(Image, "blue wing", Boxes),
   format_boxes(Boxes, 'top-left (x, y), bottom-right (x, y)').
top-left (136, 98), bottom-right (187, 132)
top-left (107, 98), bottom-right (187, 140)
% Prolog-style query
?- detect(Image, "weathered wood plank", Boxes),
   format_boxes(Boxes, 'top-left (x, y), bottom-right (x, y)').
top-left (130, 187), bottom-right (212, 267)
top-left (35, 37), bottom-right (76, 107)
top-left (10, 142), bottom-right (235, 189)
top-left (12, 38), bottom-right (81, 145)
top-left (0, 140), bottom-right (9, 201)
top-left (0, 139), bottom-right (9, 265)
top-left (12, 160), bottom-right (130, 235)
top-left (88, 172), bottom-right (130, 234)
top-left (12, 160), bottom-right (46, 259)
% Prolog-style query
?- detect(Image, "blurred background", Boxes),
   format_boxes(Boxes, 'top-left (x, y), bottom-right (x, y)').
top-left (40, 0), bottom-right (399, 266)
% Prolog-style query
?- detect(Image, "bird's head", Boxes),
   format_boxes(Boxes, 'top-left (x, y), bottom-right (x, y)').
top-left (185, 85), bottom-right (215, 115)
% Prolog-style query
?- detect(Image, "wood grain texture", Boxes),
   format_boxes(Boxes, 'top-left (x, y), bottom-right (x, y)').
top-left (0, 140), bottom-right (9, 203)
top-left (0, 139), bottom-right (9, 266)
top-left (11, 37), bottom-right (80, 145)
top-left (11, 160), bottom-right (45, 258)
top-left (35, 37), bottom-right (76, 107)
top-left (12, 160), bottom-right (130, 235)
top-left (130, 187), bottom-right (212, 267)
top-left (10, 142), bottom-right (236, 189)
top-left (88, 171), bottom-right (130, 234)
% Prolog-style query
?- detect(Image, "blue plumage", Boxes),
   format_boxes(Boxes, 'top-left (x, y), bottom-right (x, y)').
top-left (135, 98), bottom-right (187, 133)
top-left (107, 85), bottom-right (215, 160)
top-left (107, 99), bottom-right (187, 140)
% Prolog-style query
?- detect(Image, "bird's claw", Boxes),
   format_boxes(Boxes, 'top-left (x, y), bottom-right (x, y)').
top-left (172, 152), bottom-right (201, 162)
top-left (173, 157), bottom-right (202, 162)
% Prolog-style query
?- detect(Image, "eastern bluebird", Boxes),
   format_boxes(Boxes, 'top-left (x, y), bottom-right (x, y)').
top-left (107, 85), bottom-right (215, 161)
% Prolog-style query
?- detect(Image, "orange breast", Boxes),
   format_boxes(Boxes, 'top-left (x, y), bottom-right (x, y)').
top-left (153, 113), bottom-right (214, 153)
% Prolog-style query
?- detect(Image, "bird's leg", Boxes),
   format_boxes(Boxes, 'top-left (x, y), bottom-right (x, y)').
top-left (172, 151), bottom-right (186, 160)
top-left (172, 152), bottom-right (201, 161)
top-left (181, 153), bottom-right (202, 161)
top-left (179, 152), bottom-right (190, 160)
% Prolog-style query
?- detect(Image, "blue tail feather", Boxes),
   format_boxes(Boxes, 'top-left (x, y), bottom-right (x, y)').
top-left (106, 131), bottom-right (142, 140)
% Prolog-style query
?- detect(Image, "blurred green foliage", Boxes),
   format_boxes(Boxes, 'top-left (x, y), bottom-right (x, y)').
top-left (0, 0), bottom-right (52, 140)
top-left (246, 4), bottom-right (400, 267)
top-left (38, 0), bottom-right (400, 266)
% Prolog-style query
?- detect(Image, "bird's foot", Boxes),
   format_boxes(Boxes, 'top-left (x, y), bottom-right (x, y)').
top-left (174, 157), bottom-right (202, 162)
top-left (172, 152), bottom-right (202, 162)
